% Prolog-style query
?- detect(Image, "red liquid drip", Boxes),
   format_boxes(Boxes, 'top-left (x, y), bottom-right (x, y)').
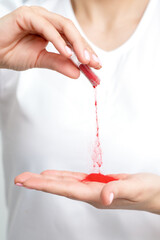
top-left (79, 64), bottom-right (100, 87)
top-left (92, 87), bottom-right (102, 172)
top-left (82, 173), bottom-right (118, 184)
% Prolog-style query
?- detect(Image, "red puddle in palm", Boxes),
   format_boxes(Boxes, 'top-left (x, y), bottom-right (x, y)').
top-left (82, 173), bottom-right (117, 183)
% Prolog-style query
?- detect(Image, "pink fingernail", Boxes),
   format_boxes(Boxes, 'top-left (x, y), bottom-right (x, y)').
top-left (92, 54), bottom-right (102, 66)
top-left (92, 54), bottom-right (99, 62)
top-left (65, 46), bottom-right (73, 56)
top-left (84, 50), bottom-right (90, 61)
top-left (109, 193), bottom-right (114, 204)
top-left (16, 183), bottom-right (23, 187)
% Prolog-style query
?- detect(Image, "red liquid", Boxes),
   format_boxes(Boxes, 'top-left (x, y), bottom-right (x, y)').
top-left (92, 87), bottom-right (102, 172)
top-left (79, 64), bottom-right (102, 171)
top-left (80, 68), bottom-right (117, 183)
top-left (82, 173), bottom-right (118, 183)
top-left (79, 64), bottom-right (100, 87)
top-left (82, 86), bottom-right (106, 183)
top-left (79, 64), bottom-right (102, 170)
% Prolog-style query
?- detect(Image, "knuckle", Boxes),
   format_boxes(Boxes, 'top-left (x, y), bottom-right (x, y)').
top-left (40, 170), bottom-right (48, 176)
top-left (15, 6), bottom-right (31, 22)
top-left (57, 14), bottom-right (66, 22)
top-left (30, 6), bottom-right (46, 13)
top-left (16, 6), bottom-right (30, 15)
top-left (64, 18), bottom-right (74, 28)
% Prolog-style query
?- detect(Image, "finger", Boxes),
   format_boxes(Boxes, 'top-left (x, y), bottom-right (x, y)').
top-left (40, 170), bottom-right (87, 180)
top-left (14, 172), bottom-right (40, 184)
top-left (36, 50), bottom-right (80, 78)
top-left (35, 49), bottom-right (80, 79)
top-left (15, 7), bottom-right (71, 58)
top-left (29, 7), bottom-right (102, 69)
top-left (22, 176), bottom-right (88, 199)
top-left (57, 21), bottom-right (102, 69)
top-left (101, 178), bottom-right (137, 206)
top-left (21, 174), bottom-right (103, 204)
top-left (15, 171), bottom-right (72, 187)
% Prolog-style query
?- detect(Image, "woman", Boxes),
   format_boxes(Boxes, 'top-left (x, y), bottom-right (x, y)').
top-left (0, 0), bottom-right (160, 239)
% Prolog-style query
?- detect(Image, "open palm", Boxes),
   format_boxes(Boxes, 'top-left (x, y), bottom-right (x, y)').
top-left (15, 170), bottom-right (160, 214)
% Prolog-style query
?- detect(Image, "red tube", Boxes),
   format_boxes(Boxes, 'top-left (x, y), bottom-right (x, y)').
top-left (79, 64), bottom-right (100, 87)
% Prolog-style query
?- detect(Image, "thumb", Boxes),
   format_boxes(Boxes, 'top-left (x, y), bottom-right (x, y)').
top-left (101, 177), bottom-right (135, 206)
top-left (35, 50), bottom-right (80, 79)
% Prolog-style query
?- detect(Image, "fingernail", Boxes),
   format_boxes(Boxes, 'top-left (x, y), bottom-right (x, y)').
top-left (109, 193), bottom-right (114, 204)
top-left (92, 54), bottom-right (99, 62)
top-left (16, 183), bottom-right (23, 187)
top-left (92, 54), bottom-right (102, 66)
top-left (84, 50), bottom-right (90, 61)
top-left (65, 46), bottom-right (72, 56)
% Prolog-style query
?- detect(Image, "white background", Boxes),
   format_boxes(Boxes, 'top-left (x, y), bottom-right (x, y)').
top-left (0, 134), bottom-right (7, 240)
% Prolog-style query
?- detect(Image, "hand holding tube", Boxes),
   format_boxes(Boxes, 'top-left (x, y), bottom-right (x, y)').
top-left (0, 6), bottom-right (101, 78)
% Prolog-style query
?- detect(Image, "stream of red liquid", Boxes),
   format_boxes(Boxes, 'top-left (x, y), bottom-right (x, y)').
top-left (83, 87), bottom-right (118, 183)
top-left (91, 87), bottom-right (102, 172)
top-left (79, 65), bottom-right (117, 183)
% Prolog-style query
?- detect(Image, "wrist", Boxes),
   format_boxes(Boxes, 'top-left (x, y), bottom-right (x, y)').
top-left (146, 175), bottom-right (160, 214)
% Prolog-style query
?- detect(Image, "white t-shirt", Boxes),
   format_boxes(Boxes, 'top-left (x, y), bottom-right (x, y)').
top-left (0, 0), bottom-right (160, 239)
